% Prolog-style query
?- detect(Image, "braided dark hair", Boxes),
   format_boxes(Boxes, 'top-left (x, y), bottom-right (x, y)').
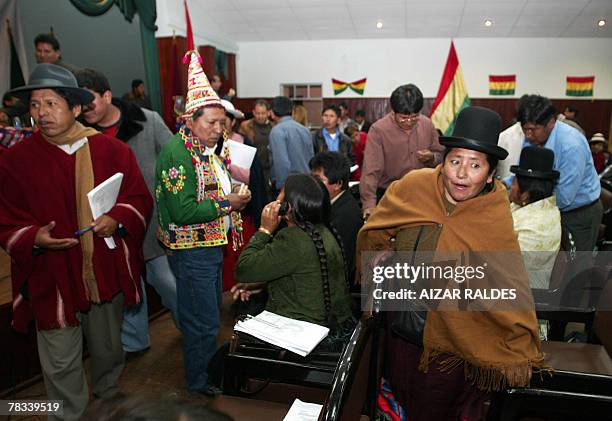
top-left (326, 222), bottom-right (350, 291)
top-left (295, 219), bottom-right (336, 329)
top-left (284, 174), bottom-right (341, 329)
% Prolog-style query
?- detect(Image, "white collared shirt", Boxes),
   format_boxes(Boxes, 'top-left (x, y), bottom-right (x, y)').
top-left (330, 189), bottom-right (345, 206)
top-left (55, 137), bottom-right (88, 155)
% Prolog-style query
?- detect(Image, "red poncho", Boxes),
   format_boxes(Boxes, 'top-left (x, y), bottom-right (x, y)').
top-left (0, 132), bottom-right (152, 332)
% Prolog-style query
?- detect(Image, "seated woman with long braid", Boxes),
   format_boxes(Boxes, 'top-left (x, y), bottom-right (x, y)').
top-left (233, 173), bottom-right (355, 346)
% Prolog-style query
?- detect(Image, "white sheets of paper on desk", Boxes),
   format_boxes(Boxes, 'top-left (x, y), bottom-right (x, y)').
top-left (234, 311), bottom-right (329, 357)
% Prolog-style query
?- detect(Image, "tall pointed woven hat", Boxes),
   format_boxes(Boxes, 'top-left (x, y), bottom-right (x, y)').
top-left (182, 50), bottom-right (221, 119)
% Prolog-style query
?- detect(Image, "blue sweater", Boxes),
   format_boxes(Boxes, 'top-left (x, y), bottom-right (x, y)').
top-left (523, 122), bottom-right (600, 212)
top-left (268, 116), bottom-right (314, 189)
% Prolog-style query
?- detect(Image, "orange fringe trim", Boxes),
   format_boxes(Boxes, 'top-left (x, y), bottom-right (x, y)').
top-left (419, 346), bottom-right (553, 392)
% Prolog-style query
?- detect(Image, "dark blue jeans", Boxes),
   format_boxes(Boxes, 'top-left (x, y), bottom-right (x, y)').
top-left (167, 246), bottom-right (223, 393)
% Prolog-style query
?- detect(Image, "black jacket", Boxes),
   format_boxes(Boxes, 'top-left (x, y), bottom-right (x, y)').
top-left (331, 191), bottom-right (363, 286)
top-left (312, 129), bottom-right (356, 165)
top-left (359, 121), bottom-right (372, 133)
top-left (112, 98), bottom-right (147, 142)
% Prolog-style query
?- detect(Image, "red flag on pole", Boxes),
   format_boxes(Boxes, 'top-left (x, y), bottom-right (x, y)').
top-left (430, 41), bottom-right (469, 135)
top-left (184, 0), bottom-right (194, 51)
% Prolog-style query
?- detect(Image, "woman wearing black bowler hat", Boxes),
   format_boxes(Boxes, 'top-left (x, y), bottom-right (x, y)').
top-left (510, 146), bottom-right (561, 339)
top-left (357, 106), bottom-right (545, 420)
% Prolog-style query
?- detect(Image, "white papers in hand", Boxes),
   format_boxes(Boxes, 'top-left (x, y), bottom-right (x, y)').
top-left (226, 140), bottom-right (257, 170)
top-left (283, 399), bottom-right (323, 421)
top-left (350, 164), bottom-right (359, 173)
top-left (234, 311), bottom-right (329, 357)
top-left (87, 172), bottom-right (123, 249)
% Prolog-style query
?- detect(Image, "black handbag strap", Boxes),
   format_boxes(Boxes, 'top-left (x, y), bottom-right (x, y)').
top-left (391, 225), bottom-right (427, 346)
top-left (411, 226), bottom-right (425, 261)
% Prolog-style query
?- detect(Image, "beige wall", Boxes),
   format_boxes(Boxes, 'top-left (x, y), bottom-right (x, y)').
top-left (236, 38), bottom-right (612, 99)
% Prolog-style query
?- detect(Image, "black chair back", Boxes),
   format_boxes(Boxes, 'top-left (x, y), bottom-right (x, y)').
top-left (319, 316), bottom-right (375, 421)
top-left (594, 278), bottom-right (612, 356)
top-left (487, 387), bottom-right (612, 421)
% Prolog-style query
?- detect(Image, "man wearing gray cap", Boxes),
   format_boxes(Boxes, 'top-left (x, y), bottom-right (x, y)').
top-left (0, 64), bottom-right (152, 420)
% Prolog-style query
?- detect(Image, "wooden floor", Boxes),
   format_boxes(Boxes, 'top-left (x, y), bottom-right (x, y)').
top-left (5, 293), bottom-right (240, 420)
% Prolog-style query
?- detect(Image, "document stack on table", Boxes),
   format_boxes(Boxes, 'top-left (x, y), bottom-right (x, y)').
top-left (234, 311), bottom-right (329, 357)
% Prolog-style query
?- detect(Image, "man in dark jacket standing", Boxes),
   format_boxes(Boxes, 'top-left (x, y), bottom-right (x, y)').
top-left (310, 152), bottom-right (362, 286)
top-left (76, 68), bottom-right (177, 355)
top-left (312, 105), bottom-right (355, 166)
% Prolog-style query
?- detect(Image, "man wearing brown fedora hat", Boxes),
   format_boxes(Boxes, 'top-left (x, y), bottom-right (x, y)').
top-left (0, 63), bottom-right (152, 420)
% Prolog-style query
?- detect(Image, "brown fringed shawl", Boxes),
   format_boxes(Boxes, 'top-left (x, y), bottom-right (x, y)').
top-left (356, 165), bottom-right (546, 391)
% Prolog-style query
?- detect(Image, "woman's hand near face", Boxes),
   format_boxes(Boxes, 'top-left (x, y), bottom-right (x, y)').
top-left (260, 200), bottom-right (282, 234)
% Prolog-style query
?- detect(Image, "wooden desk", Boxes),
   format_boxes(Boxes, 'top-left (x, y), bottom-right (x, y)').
top-left (223, 337), bottom-right (339, 395)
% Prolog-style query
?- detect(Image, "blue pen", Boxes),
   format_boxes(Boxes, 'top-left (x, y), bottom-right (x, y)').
top-left (74, 225), bottom-right (95, 237)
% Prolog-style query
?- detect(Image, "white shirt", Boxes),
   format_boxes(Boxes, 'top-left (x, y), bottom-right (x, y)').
top-left (330, 189), bottom-right (345, 205)
top-left (55, 138), bottom-right (88, 155)
top-left (510, 195), bottom-right (561, 289)
top-left (496, 122), bottom-right (524, 179)
top-left (205, 146), bottom-right (232, 229)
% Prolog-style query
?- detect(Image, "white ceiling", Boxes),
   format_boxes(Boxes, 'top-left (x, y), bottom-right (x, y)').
top-left (185, 0), bottom-right (612, 42)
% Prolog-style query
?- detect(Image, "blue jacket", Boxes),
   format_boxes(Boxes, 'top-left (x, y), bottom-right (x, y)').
top-left (522, 121), bottom-right (600, 212)
top-left (268, 116), bottom-right (314, 189)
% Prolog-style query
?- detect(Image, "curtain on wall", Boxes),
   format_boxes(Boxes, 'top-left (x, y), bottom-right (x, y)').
top-left (214, 49), bottom-right (228, 80)
top-left (198, 46), bottom-right (216, 81)
top-left (215, 49), bottom-right (238, 97)
top-left (68, 0), bottom-right (161, 113)
top-left (9, 28), bottom-right (25, 88)
top-left (157, 36), bottom-right (187, 130)
top-left (132, 0), bottom-right (161, 113)
top-left (226, 53), bottom-right (236, 95)
top-left (0, 0), bottom-right (28, 96)
top-left (197, 46), bottom-right (235, 98)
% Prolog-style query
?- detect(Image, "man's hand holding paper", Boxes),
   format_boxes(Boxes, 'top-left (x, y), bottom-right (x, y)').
top-left (93, 215), bottom-right (118, 237)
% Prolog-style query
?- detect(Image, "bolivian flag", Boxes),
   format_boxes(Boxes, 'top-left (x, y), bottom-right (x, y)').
top-left (349, 78), bottom-right (366, 95)
top-left (332, 78), bottom-right (367, 95)
top-left (332, 79), bottom-right (349, 95)
top-left (566, 76), bottom-right (594, 97)
top-left (489, 75), bottom-right (516, 95)
top-left (430, 42), bottom-right (469, 135)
